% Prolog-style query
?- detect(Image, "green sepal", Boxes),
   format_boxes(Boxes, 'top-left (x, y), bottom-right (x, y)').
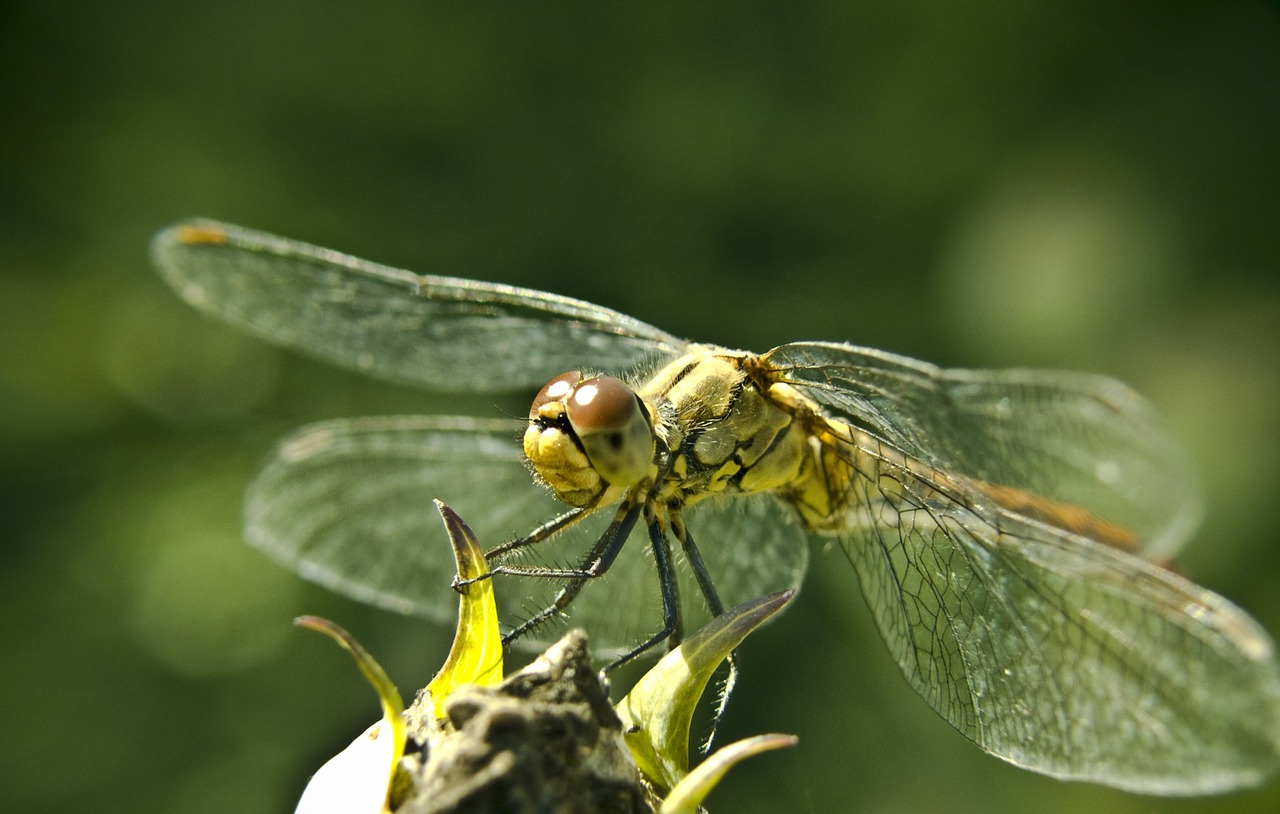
top-left (617, 589), bottom-right (794, 791)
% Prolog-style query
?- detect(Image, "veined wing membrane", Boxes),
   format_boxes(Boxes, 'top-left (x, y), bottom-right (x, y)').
top-left (151, 220), bottom-right (685, 392)
top-left (246, 416), bottom-right (554, 619)
top-left (765, 341), bottom-right (1202, 559)
top-left (248, 415), bottom-right (807, 658)
top-left (765, 342), bottom-right (1280, 791)
top-left (837, 466), bottom-right (1280, 793)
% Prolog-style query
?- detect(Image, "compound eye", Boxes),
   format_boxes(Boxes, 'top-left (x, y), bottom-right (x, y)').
top-left (564, 376), bottom-right (639, 433)
top-left (529, 371), bottom-right (582, 419)
top-left (565, 376), bottom-right (654, 487)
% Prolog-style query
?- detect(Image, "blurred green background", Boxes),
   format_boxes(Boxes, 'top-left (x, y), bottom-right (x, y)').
top-left (3, 2), bottom-right (1278, 812)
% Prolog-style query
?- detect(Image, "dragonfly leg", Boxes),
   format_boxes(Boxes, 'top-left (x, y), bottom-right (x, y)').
top-left (595, 504), bottom-right (683, 672)
top-left (450, 506), bottom-right (596, 592)
top-left (670, 509), bottom-right (725, 616)
top-left (671, 508), bottom-right (738, 755)
top-left (483, 506), bottom-right (588, 559)
top-left (499, 500), bottom-right (685, 679)
top-left (498, 501), bottom-right (642, 645)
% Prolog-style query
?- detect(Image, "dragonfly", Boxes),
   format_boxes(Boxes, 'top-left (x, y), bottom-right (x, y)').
top-left (152, 220), bottom-right (1280, 795)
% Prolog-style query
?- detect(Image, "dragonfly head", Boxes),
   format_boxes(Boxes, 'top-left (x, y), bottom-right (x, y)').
top-left (524, 372), bottom-right (656, 507)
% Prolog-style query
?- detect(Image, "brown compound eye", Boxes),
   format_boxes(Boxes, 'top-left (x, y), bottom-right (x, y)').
top-left (529, 371), bottom-right (582, 419)
top-left (564, 375), bottom-right (654, 487)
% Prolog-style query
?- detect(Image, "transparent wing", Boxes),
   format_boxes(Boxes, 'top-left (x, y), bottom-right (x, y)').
top-left (765, 341), bottom-right (1202, 559)
top-left (248, 415), bottom-right (807, 659)
top-left (762, 342), bottom-right (1280, 791)
top-left (151, 220), bottom-right (685, 392)
top-left (836, 465), bottom-right (1280, 793)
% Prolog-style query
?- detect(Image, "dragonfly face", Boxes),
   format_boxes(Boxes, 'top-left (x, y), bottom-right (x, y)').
top-left (525, 371), bottom-right (654, 507)
top-left (152, 220), bottom-right (1280, 795)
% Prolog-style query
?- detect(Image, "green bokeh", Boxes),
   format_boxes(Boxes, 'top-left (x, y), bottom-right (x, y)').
top-left (2, 2), bottom-right (1277, 812)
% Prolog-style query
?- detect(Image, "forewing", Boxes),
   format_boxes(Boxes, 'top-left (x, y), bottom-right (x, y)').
top-left (837, 465), bottom-right (1280, 792)
top-left (151, 220), bottom-right (685, 392)
top-left (765, 341), bottom-right (1201, 559)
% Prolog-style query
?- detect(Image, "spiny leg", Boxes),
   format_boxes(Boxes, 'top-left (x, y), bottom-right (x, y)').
top-left (454, 493), bottom-right (686, 677)
top-left (500, 500), bottom-right (686, 676)
top-left (483, 506), bottom-right (588, 559)
top-left (671, 507), bottom-right (738, 755)
top-left (600, 502), bottom-right (683, 671)
top-left (670, 508), bottom-right (725, 617)
top-left (451, 507), bottom-right (589, 592)
top-left (494, 500), bottom-right (642, 646)
top-left (450, 507), bottom-right (586, 598)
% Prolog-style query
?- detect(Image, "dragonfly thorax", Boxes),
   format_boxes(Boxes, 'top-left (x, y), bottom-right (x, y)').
top-left (637, 350), bottom-right (812, 506)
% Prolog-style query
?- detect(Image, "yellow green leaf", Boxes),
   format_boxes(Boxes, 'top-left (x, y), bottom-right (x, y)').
top-left (617, 589), bottom-right (794, 790)
top-left (660, 734), bottom-right (798, 814)
top-left (293, 616), bottom-right (406, 814)
top-left (424, 500), bottom-right (503, 716)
